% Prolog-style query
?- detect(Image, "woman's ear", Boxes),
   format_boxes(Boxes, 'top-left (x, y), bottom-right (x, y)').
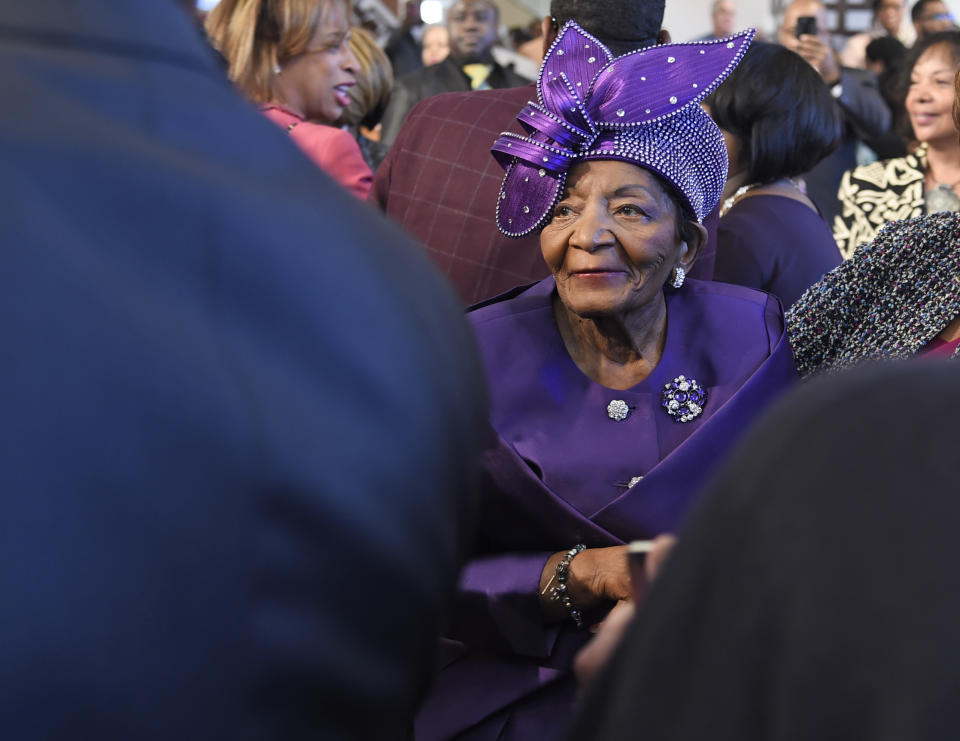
top-left (678, 222), bottom-right (708, 272)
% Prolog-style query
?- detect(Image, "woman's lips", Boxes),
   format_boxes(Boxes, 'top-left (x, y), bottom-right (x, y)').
top-left (569, 269), bottom-right (629, 280)
top-left (912, 112), bottom-right (940, 126)
top-left (333, 83), bottom-right (353, 108)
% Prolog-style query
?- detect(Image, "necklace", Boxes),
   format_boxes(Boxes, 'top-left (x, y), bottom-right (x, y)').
top-left (924, 166), bottom-right (960, 215)
top-left (719, 182), bottom-right (761, 217)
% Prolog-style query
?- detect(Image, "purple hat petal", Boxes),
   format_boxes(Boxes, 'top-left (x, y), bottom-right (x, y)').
top-left (495, 160), bottom-right (566, 237)
top-left (589, 30), bottom-right (754, 126)
top-left (541, 74), bottom-right (598, 138)
top-left (538, 22), bottom-right (613, 105)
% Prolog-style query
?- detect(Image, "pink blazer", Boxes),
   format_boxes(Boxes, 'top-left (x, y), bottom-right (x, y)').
top-left (262, 105), bottom-right (373, 199)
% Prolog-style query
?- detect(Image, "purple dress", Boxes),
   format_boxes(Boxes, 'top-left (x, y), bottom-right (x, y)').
top-left (714, 195), bottom-right (842, 308)
top-left (416, 278), bottom-right (798, 741)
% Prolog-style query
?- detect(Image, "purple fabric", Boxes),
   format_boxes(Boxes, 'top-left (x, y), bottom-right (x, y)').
top-left (415, 278), bottom-right (798, 740)
top-left (714, 195), bottom-right (842, 307)
top-left (491, 23), bottom-right (754, 236)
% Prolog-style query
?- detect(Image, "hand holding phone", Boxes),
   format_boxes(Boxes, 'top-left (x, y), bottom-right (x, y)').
top-left (796, 15), bottom-right (818, 38)
top-left (627, 540), bottom-right (655, 603)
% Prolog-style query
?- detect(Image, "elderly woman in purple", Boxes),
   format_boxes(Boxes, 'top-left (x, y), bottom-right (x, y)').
top-left (416, 24), bottom-right (797, 741)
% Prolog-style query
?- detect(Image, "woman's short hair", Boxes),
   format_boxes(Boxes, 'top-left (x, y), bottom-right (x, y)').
top-left (706, 42), bottom-right (843, 184)
top-left (205, 0), bottom-right (350, 104)
top-left (337, 26), bottom-right (393, 129)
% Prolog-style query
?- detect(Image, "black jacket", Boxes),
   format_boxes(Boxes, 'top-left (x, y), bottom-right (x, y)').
top-left (379, 55), bottom-right (529, 156)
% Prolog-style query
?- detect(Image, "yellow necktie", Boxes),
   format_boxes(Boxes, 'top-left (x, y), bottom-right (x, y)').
top-left (463, 64), bottom-right (493, 90)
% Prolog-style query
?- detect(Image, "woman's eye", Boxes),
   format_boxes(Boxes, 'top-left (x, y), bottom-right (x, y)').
top-left (554, 204), bottom-right (574, 218)
top-left (617, 204), bottom-right (645, 217)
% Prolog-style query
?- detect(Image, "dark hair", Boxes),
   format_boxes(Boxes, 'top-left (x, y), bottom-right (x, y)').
top-left (901, 28), bottom-right (960, 73)
top-left (706, 42), bottom-right (843, 184)
top-left (912, 0), bottom-right (943, 23)
top-left (549, 0), bottom-right (664, 56)
top-left (865, 35), bottom-right (908, 67)
top-left (898, 30), bottom-right (960, 139)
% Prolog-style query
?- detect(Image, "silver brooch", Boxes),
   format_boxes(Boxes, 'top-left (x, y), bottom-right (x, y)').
top-left (661, 375), bottom-right (706, 423)
top-left (606, 399), bottom-right (631, 421)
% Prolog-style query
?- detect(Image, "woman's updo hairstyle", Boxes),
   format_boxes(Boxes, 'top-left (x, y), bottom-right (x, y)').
top-left (205, 0), bottom-right (350, 104)
top-left (706, 42), bottom-right (843, 185)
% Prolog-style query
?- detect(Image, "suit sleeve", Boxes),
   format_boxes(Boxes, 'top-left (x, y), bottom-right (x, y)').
top-left (448, 552), bottom-right (562, 659)
top-left (836, 68), bottom-right (891, 142)
top-left (379, 80), bottom-right (418, 152)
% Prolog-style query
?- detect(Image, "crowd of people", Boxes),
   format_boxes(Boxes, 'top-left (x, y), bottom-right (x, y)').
top-left (6, 0), bottom-right (960, 739)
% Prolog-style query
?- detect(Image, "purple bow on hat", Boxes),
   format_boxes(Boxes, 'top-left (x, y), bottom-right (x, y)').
top-left (491, 22), bottom-right (755, 237)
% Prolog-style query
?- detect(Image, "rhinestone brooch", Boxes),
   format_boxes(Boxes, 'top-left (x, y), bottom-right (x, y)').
top-left (606, 399), bottom-right (631, 421)
top-left (661, 375), bottom-right (707, 423)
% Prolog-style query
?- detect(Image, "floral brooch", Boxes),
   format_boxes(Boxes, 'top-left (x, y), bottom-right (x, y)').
top-left (661, 375), bottom-right (706, 423)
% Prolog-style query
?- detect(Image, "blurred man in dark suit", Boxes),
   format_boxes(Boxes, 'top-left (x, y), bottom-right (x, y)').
top-left (0, 1), bottom-right (486, 739)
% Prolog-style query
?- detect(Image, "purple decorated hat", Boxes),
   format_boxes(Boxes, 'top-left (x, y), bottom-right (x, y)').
top-left (491, 22), bottom-right (754, 237)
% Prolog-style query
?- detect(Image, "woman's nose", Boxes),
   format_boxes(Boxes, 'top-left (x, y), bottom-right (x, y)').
top-left (342, 45), bottom-right (359, 73)
top-left (569, 208), bottom-right (615, 252)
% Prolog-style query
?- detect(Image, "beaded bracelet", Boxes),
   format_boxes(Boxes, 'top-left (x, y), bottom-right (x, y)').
top-left (547, 543), bottom-right (587, 627)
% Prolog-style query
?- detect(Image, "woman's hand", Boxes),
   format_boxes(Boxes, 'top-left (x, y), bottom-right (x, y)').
top-left (572, 535), bottom-right (678, 689)
top-left (539, 545), bottom-right (631, 620)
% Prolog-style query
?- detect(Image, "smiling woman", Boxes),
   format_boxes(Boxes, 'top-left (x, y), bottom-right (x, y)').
top-left (413, 22), bottom-right (798, 741)
top-left (835, 30), bottom-right (960, 258)
top-left (205, 0), bottom-right (373, 197)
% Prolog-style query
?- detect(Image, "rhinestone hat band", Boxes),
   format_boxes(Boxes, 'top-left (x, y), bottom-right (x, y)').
top-left (491, 21), bottom-right (755, 238)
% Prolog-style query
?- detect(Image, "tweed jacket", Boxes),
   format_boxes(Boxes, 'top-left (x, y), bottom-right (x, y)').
top-left (833, 146), bottom-right (926, 260)
top-left (788, 212), bottom-right (960, 377)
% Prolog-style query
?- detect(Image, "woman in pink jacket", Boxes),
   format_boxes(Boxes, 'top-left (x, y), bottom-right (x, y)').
top-left (206, 0), bottom-right (373, 199)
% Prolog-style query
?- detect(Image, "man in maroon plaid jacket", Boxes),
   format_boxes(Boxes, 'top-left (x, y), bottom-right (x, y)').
top-left (370, 0), bottom-right (724, 306)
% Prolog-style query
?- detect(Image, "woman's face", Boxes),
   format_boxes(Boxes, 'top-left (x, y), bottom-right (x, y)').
top-left (906, 44), bottom-right (960, 148)
top-left (421, 26), bottom-right (450, 66)
top-left (540, 160), bottom-right (698, 320)
top-left (277, 3), bottom-right (358, 123)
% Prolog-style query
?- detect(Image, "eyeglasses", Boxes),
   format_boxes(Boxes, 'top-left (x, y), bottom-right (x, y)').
top-left (923, 12), bottom-right (954, 22)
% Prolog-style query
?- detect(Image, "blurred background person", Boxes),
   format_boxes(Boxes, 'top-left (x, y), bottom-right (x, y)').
top-left (912, 0), bottom-right (957, 41)
top-left (515, 17), bottom-right (545, 66)
top-left (696, 0), bottom-right (737, 41)
top-left (1, 1), bottom-right (487, 739)
top-left (778, 0), bottom-right (891, 227)
top-left (865, 34), bottom-right (910, 157)
top-left (336, 25), bottom-right (393, 170)
top-left (206, 0), bottom-right (373, 198)
top-left (840, 0), bottom-right (914, 69)
top-left (421, 23), bottom-right (450, 66)
top-left (708, 42), bottom-right (844, 307)
top-left (384, 0), bottom-right (424, 77)
top-left (835, 30), bottom-right (960, 258)
top-left (377, 0), bottom-right (527, 156)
